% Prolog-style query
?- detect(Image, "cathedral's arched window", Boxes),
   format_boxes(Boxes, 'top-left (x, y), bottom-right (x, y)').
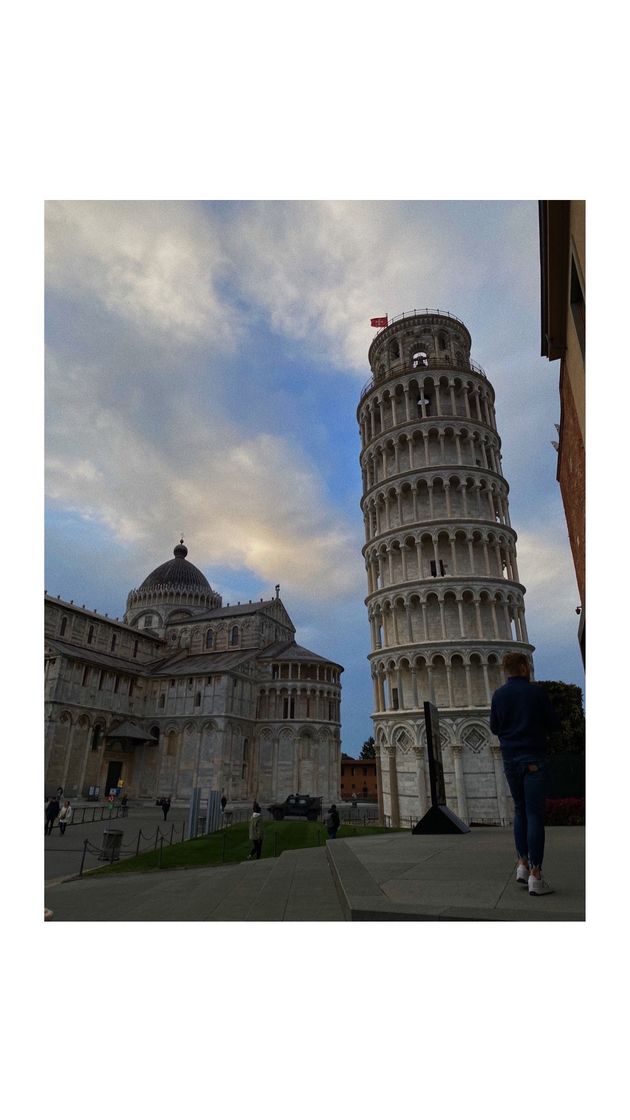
top-left (133, 640), bottom-right (138, 657)
top-left (150, 726), bottom-right (160, 743)
top-left (389, 340), bottom-right (400, 362)
top-left (87, 625), bottom-right (94, 644)
top-left (91, 724), bottom-right (102, 751)
top-left (241, 738), bottom-right (249, 779)
top-left (195, 692), bottom-right (201, 707)
top-left (143, 615), bottom-right (154, 629)
top-left (205, 629), bottom-right (214, 649)
top-left (111, 633), bottom-right (117, 652)
top-left (438, 332), bottom-right (448, 351)
top-left (230, 626), bottom-right (239, 646)
top-left (60, 616), bottom-right (67, 637)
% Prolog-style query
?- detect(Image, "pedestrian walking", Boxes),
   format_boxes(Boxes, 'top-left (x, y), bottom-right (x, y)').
top-left (248, 801), bottom-right (264, 859)
top-left (58, 800), bottom-right (73, 835)
top-left (45, 794), bottom-right (60, 836)
top-left (220, 793), bottom-right (227, 812)
top-left (326, 803), bottom-right (340, 840)
top-left (121, 794), bottom-right (128, 817)
top-left (490, 651), bottom-right (560, 896)
top-left (161, 796), bottom-right (171, 821)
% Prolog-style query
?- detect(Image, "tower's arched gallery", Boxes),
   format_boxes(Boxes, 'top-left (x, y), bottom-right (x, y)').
top-left (358, 310), bottom-right (534, 825)
top-left (45, 542), bottom-right (342, 804)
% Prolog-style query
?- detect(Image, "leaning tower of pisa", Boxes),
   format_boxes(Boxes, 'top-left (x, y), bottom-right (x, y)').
top-left (358, 309), bottom-right (534, 826)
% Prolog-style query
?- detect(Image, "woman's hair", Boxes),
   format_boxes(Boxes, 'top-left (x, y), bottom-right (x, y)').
top-left (252, 801), bottom-right (261, 812)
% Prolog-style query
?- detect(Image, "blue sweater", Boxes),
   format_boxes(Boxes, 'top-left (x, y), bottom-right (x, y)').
top-left (490, 677), bottom-right (560, 756)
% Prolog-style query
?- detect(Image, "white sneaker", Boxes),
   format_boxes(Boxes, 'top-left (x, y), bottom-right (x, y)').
top-left (516, 864), bottom-right (529, 885)
top-left (528, 874), bottom-right (554, 896)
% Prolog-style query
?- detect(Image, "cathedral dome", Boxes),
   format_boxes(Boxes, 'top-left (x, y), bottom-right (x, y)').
top-left (139, 540), bottom-right (211, 592)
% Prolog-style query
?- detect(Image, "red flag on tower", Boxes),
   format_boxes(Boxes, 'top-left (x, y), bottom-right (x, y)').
top-left (370, 315), bottom-right (388, 328)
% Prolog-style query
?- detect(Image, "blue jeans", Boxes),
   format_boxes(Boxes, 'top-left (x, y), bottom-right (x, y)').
top-left (502, 756), bottom-right (547, 869)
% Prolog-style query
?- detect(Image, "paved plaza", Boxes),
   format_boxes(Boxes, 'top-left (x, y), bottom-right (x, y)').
top-left (44, 815), bottom-right (585, 921)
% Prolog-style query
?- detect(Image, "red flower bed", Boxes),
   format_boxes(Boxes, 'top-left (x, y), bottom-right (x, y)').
top-left (544, 797), bottom-right (585, 825)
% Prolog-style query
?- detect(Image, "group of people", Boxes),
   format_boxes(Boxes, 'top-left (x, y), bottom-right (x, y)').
top-left (45, 788), bottom-right (73, 836)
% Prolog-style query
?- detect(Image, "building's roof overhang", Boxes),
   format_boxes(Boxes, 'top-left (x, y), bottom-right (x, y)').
top-left (539, 199), bottom-right (570, 360)
top-left (105, 720), bottom-right (158, 743)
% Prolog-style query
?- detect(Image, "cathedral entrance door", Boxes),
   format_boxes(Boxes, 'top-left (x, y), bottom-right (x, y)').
top-left (105, 761), bottom-right (123, 795)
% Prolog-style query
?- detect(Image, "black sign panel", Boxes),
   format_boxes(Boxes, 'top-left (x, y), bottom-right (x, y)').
top-left (424, 701), bottom-right (446, 807)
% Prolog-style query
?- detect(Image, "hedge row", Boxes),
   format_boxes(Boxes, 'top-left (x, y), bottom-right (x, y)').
top-left (544, 798), bottom-right (585, 825)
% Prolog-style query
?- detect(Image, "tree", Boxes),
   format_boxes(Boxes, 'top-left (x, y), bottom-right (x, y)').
top-left (537, 681), bottom-right (585, 754)
top-left (341, 752), bottom-right (353, 760)
top-left (360, 737), bottom-right (376, 759)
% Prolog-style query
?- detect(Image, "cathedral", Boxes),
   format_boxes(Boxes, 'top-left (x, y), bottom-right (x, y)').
top-left (44, 540), bottom-right (343, 804)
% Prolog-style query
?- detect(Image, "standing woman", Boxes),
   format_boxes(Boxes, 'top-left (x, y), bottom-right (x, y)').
top-left (45, 793), bottom-right (60, 836)
top-left (248, 802), bottom-right (264, 860)
top-left (58, 800), bottom-right (73, 835)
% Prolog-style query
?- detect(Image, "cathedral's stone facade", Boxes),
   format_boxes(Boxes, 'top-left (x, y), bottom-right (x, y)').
top-left (44, 542), bottom-right (342, 804)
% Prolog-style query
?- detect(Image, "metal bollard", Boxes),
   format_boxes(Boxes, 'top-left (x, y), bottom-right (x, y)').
top-left (158, 837), bottom-right (164, 868)
top-left (79, 838), bottom-right (89, 877)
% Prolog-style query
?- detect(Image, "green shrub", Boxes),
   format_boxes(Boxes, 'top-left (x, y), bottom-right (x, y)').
top-left (544, 797), bottom-right (585, 825)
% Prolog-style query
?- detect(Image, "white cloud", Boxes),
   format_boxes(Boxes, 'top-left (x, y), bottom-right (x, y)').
top-left (222, 201), bottom-right (447, 370)
top-left (215, 200), bottom-right (540, 375)
top-left (516, 526), bottom-right (580, 660)
top-left (45, 350), bottom-right (361, 601)
top-left (46, 201), bottom-right (237, 349)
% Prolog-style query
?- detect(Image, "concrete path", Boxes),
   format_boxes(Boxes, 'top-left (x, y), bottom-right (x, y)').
top-left (44, 825), bottom-right (584, 922)
top-left (328, 826), bottom-right (585, 921)
top-left (44, 846), bottom-right (345, 922)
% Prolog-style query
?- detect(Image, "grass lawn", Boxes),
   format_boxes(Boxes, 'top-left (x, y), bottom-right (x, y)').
top-left (89, 820), bottom-right (398, 875)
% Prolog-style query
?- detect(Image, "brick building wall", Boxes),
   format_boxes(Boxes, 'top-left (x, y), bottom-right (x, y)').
top-left (340, 758), bottom-right (378, 801)
top-left (557, 366), bottom-right (585, 606)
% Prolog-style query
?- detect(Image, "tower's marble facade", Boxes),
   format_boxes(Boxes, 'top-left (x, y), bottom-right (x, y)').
top-left (45, 542), bottom-right (342, 805)
top-left (358, 310), bottom-right (533, 825)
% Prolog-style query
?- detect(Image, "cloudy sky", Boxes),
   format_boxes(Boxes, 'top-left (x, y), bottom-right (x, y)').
top-left (45, 199), bottom-right (584, 752)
